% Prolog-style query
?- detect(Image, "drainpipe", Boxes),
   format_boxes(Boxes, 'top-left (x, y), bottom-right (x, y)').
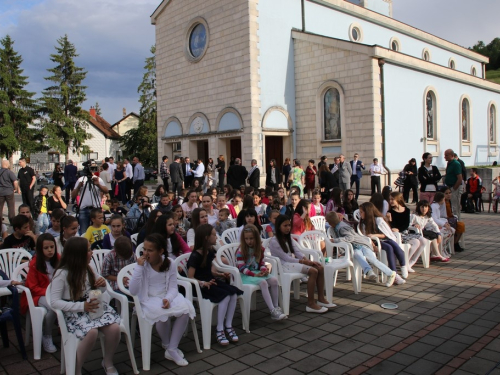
top-left (378, 58), bottom-right (392, 184)
top-left (301, 0), bottom-right (305, 32)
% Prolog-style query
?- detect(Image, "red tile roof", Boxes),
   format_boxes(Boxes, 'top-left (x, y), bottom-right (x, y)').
top-left (87, 112), bottom-right (120, 139)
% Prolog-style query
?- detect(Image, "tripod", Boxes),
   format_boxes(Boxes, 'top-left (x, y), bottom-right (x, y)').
top-left (75, 176), bottom-right (103, 216)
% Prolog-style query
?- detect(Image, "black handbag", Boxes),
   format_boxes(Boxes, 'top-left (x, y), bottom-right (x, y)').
top-left (422, 229), bottom-right (439, 240)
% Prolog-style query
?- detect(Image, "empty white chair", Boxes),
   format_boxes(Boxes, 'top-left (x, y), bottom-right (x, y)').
top-left (310, 216), bottom-right (326, 232)
top-left (323, 241), bottom-right (357, 301)
top-left (46, 282), bottom-right (139, 374)
top-left (0, 249), bottom-right (32, 299)
top-left (117, 263), bottom-right (201, 371)
top-left (175, 253), bottom-right (248, 350)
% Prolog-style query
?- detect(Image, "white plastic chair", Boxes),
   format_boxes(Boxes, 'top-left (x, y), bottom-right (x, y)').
top-left (0, 249), bottom-right (32, 298)
top-left (12, 263), bottom-right (46, 360)
top-left (130, 233), bottom-right (138, 246)
top-left (215, 244), bottom-right (279, 331)
top-left (91, 249), bottom-right (111, 275)
top-left (117, 263), bottom-right (201, 371)
top-left (353, 209), bottom-right (360, 223)
top-left (261, 224), bottom-right (270, 240)
top-left (175, 253), bottom-right (249, 350)
top-left (46, 281), bottom-right (139, 374)
top-left (310, 216), bottom-right (326, 233)
top-left (150, 202), bottom-right (158, 210)
top-left (221, 227), bottom-right (241, 244)
top-left (135, 242), bottom-right (144, 258)
top-left (323, 241), bottom-right (357, 301)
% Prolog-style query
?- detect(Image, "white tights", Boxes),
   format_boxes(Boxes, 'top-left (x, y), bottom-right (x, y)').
top-left (216, 294), bottom-right (237, 331)
top-left (408, 237), bottom-right (428, 267)
top-left (76, 323), bottom-right (120, 375)
top-left (259, 277), bottom-right (279, 311)
top-left (156, 314), bottom-right (189, 362)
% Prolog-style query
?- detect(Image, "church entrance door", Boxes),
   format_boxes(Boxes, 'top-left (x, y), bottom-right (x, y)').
top-left (265, 136), bottom-right (283, 168)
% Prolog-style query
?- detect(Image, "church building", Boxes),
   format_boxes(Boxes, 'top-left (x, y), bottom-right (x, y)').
top-left (152, 0), bottom-right (500, 187)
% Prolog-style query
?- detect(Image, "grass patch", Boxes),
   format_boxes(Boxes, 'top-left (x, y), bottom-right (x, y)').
top-left (486, 69), bottom-right (500, 84)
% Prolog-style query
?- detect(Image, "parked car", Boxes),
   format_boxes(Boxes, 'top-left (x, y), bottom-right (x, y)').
top-left (144, 167), bottom-right (158, 181)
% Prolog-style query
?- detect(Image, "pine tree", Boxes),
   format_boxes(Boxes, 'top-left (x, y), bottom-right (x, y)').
top-left (0, 35), bottom-right (40, 161)
top-left (95, 101), bottom-right (102, 116)
top-left (39, 35), bottom-right (92, 161)
top-left (120, 45), bottom-right (158, 167)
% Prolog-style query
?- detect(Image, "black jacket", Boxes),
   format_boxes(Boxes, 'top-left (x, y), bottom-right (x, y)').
top-left (169, 162), bottom-right (184, 183)
top-left (181, 163), bottom-right (195, 179)
top-left (248, 167), bottom-right (260, 189)
top-left (266, 166), bottom-right (282, 187)
top-left (417, 165), bottom-right (442, 193)
top-left (403, 164), bottom-right (418, 186)
top-left (227, 165), bottom-right (248, 189)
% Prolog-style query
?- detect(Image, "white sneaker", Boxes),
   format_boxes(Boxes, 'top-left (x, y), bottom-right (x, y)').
top-left (270, 307), bottom-right (287, 320)
top-left (42, 335), bottom-right (57, 353)
top-left (385, 271), bottom-right (397, 287)
top-left (408, 267), bottom-right (415, 273)
top-left (366, 270), bottom-right (377, 280)
top-left (395, 275), bottom-right (406, 285)
top-left (401, 266), bottom-right (408, 279)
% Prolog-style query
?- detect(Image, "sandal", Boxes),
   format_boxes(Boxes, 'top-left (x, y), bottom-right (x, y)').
top-left (225, 327), bottom-right (239, 343)
top-left (216, 330), bottom-right (229, 346)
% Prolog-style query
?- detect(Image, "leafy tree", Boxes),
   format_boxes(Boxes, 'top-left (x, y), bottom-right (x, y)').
top-left (471, 38), bottom-right (500, 71)
top-left (120, 45), bottom-right (158, 167)
top-left (95, 101), bottom-right (102, 116)
top-left (39, 35), bottom-right (91, 161)
top-left (0, 35), bottom-right (41, 161)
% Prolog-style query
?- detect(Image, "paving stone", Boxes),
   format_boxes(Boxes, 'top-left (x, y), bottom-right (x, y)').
top-left (404, 359), bottom-right (444, 375)
top-left (459, 357), bottom-right (499, 375)
top-left (367, 360), bottom-right (406, 375)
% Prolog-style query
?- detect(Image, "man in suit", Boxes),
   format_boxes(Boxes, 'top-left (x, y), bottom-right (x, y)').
top-left (247, 159), bottom-right (260, 189)
top-left (338, 154), bottom-right (352, 191)
top-left (350, 153), bottom-right (365, 200)
top-left (182, 157), bottom-right (195, 188)
top-left (169, 155), bottom-right (184, 196)
top-left (227, 158), bottom-right (248, 190)
top-left (132, 156), bottom-right (145, 193)
top-left (64, 159), bottom-right (78, 203)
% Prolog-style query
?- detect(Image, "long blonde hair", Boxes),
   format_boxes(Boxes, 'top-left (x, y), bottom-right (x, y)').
top-left (239, 224), bottom-right (263, 263)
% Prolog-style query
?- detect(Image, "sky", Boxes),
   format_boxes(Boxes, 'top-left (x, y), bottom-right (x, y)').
top-left (0, 0), bottom-right (499, 124)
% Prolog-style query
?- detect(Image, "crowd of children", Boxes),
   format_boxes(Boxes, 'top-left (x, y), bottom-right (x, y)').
top-left (0, 175), bottom-right (469, 372)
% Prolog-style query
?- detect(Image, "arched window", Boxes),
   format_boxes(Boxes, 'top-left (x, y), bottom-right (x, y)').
top-left (490, 104), bottom-right (497, 144)
top-left (461, 98), bottom-right (470, 141)
top-left (324, 88), bottom-right (341, 140)
top-left (426, 91), bottom-right (436, 139)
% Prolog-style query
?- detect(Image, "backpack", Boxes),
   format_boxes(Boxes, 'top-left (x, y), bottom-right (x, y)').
top-left (465, 198), bottom-right (475, 214)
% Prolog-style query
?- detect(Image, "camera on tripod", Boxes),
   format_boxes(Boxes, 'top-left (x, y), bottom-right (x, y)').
top-left (82, 159), bottom-right (97, 177)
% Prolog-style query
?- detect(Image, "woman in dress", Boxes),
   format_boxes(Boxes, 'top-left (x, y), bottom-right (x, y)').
top-left (290, 159), bottom-right (306, 198)
top-left (113, 161), bottom-right (127, 205)
top-left (282, 158), bottom-right (291, 189)
top-left (52, 163), bottom-right (64, 188)
top-left (50, 237), bottom-right (121, 375)
top-left (305, 159), bottom-right (317, 199)
top-left (129, 233), bottom-right (195, 366)
top-left (216, 155), bottom-right (226, 189)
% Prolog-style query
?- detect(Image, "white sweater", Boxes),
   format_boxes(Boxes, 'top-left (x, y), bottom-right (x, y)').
top-left (430, 203), bottom-right (448, 227)
top-left (411, 215), bottom-right (440, 233)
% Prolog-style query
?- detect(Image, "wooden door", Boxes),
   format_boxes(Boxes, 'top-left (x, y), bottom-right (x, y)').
top-left (230, 139), bottom-right (242, 161)
top-left (265, 136), bottom-right (283, 168)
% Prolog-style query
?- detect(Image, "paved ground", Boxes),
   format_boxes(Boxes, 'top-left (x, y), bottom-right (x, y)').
top-left (1, 195), bottom-right (500, 375)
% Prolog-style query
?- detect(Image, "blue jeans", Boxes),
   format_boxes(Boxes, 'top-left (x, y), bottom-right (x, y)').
top-left (78, 207), bottom-right (91, 235)
top-left (353, 245), bottom-right (393, 277)
top-left (37, 213), bottom-right (49, 233)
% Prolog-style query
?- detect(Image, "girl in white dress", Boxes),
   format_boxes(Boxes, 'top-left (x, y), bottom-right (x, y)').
top-left (129, 233), bottom-right (195, 367)
top-left (50, 237), bottom-right (120, 375)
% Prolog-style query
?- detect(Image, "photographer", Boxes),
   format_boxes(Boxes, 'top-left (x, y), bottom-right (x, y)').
top-left (126, 195), bottom-right (151, 220)
top-left (71, 168), bottom-right (108, 235)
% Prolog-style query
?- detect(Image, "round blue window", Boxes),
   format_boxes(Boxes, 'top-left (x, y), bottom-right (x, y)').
top-left (189, 23), bottom-right (207, 58)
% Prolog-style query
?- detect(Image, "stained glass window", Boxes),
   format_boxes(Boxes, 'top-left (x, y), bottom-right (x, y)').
top-left (490, 105), bottom-right (496, 143)
top-left (426, 91), bottom-right (434, 139)
top-left (351, 27), bottom-right (360, 41)
top-left (324, 88), bottom-right (341, 140)
top-left (461, 99), bottom-right (469, 141)
top-left (189, 23), bottom-right (207, 58)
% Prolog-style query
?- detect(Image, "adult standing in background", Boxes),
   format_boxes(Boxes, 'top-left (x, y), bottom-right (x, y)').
top-left (193, 158), bottom-right (205, 186)
top-left (418, 152), bottom-right (441, 204)
top-left (170, 155), bottom-right (184, 197)
top-left (318, 156), bottom-right (327, 186)
top-left (369, 158), bottom-right (386, 195)
top-left (160, 155), bottom-right (170, 192)
top-left (266, 159), bottom-right (281, 191)
top-left (282, 158), bottom-right (291, 189)
top-left (319, 164), bottom-right (335, 203)
top-left (247, 159), bottom-right (260, 189)
top-left (182, 157), bottom-right (195, 188)
top-left (305, 160), bottom-right (317, 199)
top-left (290, 159), bottom-right (305, 197)
top-left (64, 159), bottom-right (78, 204)
top-left (18, 157), bottom-right (36, 210)
top-left (132, 156), bottom-right (145, 193)
top-left (100, 163), bottom-right (112, 193)
top-left (0, 160), bottom-right (19, 223)
top-left (403, 158), bottom-right (419, 204)
top-left (52, 163), bottom-right (64, 189)
top-left (107, 157), bottom-right (117, 198)
top-left (123, 158), bottom-right (133, 202)
top-left (227, 158), bottom-right (247, 190)
top-left (350, 153), bottom-right (365, 200)
top-left (444, 149), bottom-right (463, 219)
top-left (113, 161), bottom-right (127, 204)
top-left (215, 155), bottom-right (225, 188)
top-left (338, 154), bottom-right (352, 192)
